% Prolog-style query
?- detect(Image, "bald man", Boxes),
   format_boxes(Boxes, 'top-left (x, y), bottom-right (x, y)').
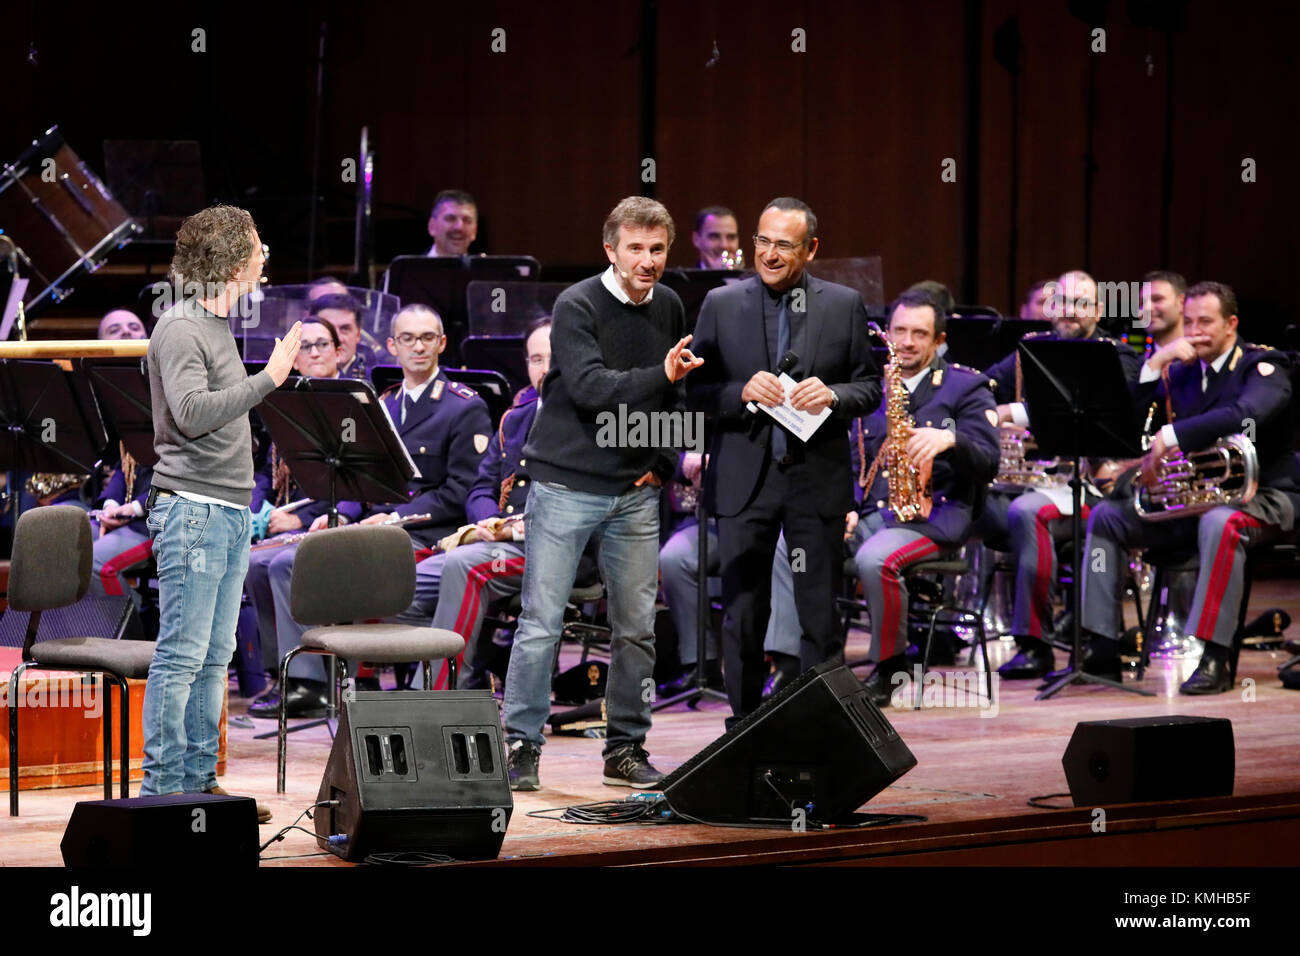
top-left (99, 309), bottom-right (147, 340)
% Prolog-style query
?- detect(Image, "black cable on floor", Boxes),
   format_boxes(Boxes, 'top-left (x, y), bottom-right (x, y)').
top-left (1027, 792), bottom-right (1074, 809)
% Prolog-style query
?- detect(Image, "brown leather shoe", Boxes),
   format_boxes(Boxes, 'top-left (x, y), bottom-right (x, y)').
top-left (205, 786), bottom-right (273, 824)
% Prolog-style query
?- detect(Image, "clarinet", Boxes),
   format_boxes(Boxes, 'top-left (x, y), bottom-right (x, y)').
top-left (249, 512), bottom-right (433, 552)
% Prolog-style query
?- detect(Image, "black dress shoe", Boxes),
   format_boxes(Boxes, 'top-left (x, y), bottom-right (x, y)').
top-left (248, 678), bottom-right (330, 719)
top-left (763, 654), bottom-right (801, 698)
top-left (863, 654), bottom-right (910, 707)
top-left (998, 638), bottom-right (1055, 680)
top-left (1179, 641), bottom-right (1232, 695)
top-left (249, 680), bottom-right (279, 707)
top-left (659, 660), bottom-right (724, 695)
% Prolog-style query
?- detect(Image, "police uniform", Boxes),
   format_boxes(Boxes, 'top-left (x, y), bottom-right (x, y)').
top-left (975, 329), bottom-right (1143, 674)
top-left (398, 387), bottom-right (540, 685)
top-left (90, 456), bottom-right (156, 601)
top-left (848, 355), bottom-right (999, 693)
top-left (264, 369), bottom-right (491, 684)
top-left (1082, 340), bottom-right (1298, 693)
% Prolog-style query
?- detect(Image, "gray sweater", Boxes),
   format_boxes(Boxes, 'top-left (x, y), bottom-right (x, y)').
top-left (147, 298), bottom-right (277, 506)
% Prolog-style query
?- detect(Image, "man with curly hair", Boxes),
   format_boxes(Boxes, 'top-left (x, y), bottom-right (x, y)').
top-left (142, 205), bottom-right (302, 820)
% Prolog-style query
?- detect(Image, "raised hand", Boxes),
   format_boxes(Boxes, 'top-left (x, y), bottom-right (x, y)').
top-left (664, 334), bottom-right (705, 383)
top-left (264, 321), bottom-right (304, 386)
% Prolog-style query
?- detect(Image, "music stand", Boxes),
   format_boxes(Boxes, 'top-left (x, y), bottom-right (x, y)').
top-left (1018, 338), bottom-right (1153, 700)
top-left (79, 358), bottom-right (160, 467)
top-left (653, 427), bottom-right (728, 713)
top-left (251, 376), bottom-right (417, 737)
top-left (0, 360), bottom-right (108, 521)
top-left (384, 255), bottom-right (541, 366)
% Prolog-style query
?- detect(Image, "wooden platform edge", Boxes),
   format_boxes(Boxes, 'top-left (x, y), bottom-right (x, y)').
top-left (468, 791), bottom-right (1300, 867)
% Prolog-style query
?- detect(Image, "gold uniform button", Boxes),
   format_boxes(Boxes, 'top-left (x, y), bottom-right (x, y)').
top-left (520, 459), bottom-right (526, 466)
top-left (877, 500), bottom-right (886, 509)
top-left (517, 479), bottom-right (527, 487)
top-left (506, 505), bottom-right (515, 513)
top-left (925, 420), bottom-right (932, 426)
top-left (419, 446), bottom-right (426, 454)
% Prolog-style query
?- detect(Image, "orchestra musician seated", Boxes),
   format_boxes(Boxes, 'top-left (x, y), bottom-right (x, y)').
top-left (248, 304), bottom-right (491, 716)
top-left (848, 289), bottom-right (1000, 706)
top-left (1079, 281), bottom-right (1298, 694)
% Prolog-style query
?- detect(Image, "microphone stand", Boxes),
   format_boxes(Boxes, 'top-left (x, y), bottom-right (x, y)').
top-left (654, 439), bottom-right (728, 712)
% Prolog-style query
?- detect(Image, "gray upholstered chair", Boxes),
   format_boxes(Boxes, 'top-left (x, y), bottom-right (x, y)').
top-left (277, 523), bottom-right (464, 792)
top-left (7, 506), bottom-right (155, 815)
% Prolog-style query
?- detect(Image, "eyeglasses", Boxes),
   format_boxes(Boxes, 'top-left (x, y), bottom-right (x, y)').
top-left (395, 331), bottom-right (444, 346)
top-left (299, 339), bottom-right (336, 353)
top-left (752, 234), bottom-right (806, 256)
top-left (527, 355), bottom-right (549, 367)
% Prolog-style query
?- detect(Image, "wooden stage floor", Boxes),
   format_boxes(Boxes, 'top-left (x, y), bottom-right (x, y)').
top-left (3, 578), bottom-right (1299, 867)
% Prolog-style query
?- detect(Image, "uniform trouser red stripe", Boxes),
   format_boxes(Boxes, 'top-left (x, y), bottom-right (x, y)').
top-left (99, 540), bottom-right (155, 596)
top-left (876, 536), bottom-right (941, 659)
top-left (1192, 510), bottom-right (1263, 644)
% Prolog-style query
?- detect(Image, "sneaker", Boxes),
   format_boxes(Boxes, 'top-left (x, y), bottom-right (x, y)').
top-left (507, 741), bottom-right (541, 792)
top-left (602, 744), bottom-right (664, 789)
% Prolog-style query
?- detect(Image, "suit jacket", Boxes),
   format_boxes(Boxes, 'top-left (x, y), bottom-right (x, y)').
top-left (686, 274), bottom-right (881, 518)
top-left (851, 354), bottom-right (1000, 547)
top-left (1136, 340), bottom-right (1298, 495)
top-left (370, 370), bottom-right (492, 546)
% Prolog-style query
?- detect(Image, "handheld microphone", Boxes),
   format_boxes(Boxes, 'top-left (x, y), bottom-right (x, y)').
top-left (746, 351), bottom-right (799, 415)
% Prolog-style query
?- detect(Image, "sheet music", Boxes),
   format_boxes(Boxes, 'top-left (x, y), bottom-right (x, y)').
top-left (375, 392), bottom-right (422, 478)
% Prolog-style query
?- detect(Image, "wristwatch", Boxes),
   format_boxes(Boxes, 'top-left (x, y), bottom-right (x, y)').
top-left (828, 387), bottom-right (840, 409)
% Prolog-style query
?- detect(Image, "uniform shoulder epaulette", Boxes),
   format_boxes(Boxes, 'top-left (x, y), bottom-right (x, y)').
top-left (446, 380), bottom-right (480, 401)
top-left (379, 384), bottom-right (400, 400)
top-left (947, 362), bottom-right (984, 376)
top-left (1021, 330), bottom-right (1052, 341)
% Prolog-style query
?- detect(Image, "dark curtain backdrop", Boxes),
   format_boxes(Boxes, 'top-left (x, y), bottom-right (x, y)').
top-left (3, 0), bottom-right (1296, 336)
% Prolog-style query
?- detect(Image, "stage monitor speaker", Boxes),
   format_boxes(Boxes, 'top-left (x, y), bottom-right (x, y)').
top-left (660, 662), bottom-right (916, 825)
top-left (61, 793), bottom-right (259, 867)
top-left (316, 689), bottom-right (512, 862)
top-left (1062, 715), bottom-right (1234, 806)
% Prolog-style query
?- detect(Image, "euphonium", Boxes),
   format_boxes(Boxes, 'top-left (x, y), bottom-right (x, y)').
top-left (992, 424), bottom-right (1072, 493)
top-left (867, 326), bottom-right (932, 522)
top-left (1134, 433), bottom-right (1258, 521)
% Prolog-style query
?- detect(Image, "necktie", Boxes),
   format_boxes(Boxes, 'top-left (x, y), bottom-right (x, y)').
top-left (1202, 364), bottom-right (1217, 393)
top-left (402, 392), bottom-right (416, 425)
top-left (772, 293), bottom-right (790, 461)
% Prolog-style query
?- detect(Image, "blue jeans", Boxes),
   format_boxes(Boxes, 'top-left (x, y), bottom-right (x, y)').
top-left (140, 497), bottom-right (251, 795)
top-left (504, 481), bottom-right (659, 755)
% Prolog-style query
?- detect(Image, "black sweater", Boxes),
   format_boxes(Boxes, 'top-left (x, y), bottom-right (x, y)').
top-left (525, 272), bottom-right (687, 495)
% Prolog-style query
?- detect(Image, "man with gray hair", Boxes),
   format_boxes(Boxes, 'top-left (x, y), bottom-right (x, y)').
top-left (503, 196), bottom-right (703, 792)
top-left (143, 205), bottom-right (302, 819)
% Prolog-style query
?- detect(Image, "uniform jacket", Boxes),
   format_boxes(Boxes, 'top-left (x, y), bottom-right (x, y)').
top-left (852, 353), bottom-right (1000, 547)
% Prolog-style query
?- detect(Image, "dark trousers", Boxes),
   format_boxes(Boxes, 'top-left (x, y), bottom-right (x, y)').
top-left (716, 460), bottom-right (844, 718)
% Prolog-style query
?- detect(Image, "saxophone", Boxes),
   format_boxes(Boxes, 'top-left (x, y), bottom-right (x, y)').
top-left (865, 325), bottom-right (932, 522)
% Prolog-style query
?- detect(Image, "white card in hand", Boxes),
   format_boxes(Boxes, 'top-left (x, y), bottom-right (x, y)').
top-left (756, 372), bottom-right (831, 443)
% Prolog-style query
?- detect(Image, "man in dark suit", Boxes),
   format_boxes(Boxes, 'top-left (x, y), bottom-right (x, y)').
top-left (686, 197), bottom-right (881, 719)
top-left (1081, 281), bottom-right (1298, 693)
